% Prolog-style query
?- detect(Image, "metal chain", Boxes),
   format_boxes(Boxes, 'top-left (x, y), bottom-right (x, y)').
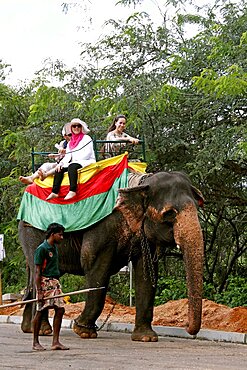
top-left (96, 301), bottom-right (116, 331)
top-left (137, 173), bottom-right (157, 288)
top-left (140, 228), bottom-right (156, 288)
top-left (128, 237), bottom-right (135, 264)
top-left (138, 173), bottom-right (154, 186)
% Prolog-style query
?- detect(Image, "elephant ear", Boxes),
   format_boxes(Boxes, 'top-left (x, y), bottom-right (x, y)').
top-left (191, 185), bottom-right (205, 208)
top-left (114, 185), bottom-right (149, 233)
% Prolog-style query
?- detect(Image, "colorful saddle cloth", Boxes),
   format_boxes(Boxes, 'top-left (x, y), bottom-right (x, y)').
top-left (17, 153), bottom-right (146, 232)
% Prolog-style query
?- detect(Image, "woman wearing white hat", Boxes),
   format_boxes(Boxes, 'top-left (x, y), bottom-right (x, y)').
top-left (46, 118), bottom-right (96, 201)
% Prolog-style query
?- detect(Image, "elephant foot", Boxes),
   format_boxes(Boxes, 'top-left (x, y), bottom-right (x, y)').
top-left (21, 320), bottom-right (32, 333)
top-left (21, 302), bottom-right (33, 333)
top-left (39, 323), bottom-right (52, 336)
top-left (38, 308), bottom-right (52, 335)
top-left (73, 321), bottom-right (98, 339)
top-left (21, 320), bottom-right (52, 335)
top-left (131, 327), bottom-right (158, 342)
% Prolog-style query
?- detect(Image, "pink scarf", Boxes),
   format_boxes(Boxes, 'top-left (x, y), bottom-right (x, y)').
top-left (69, 132), bottom-right (84, 150)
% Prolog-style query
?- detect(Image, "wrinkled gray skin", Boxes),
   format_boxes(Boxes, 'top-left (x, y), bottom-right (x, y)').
top-left (19, 171), bottom-right (204, 342)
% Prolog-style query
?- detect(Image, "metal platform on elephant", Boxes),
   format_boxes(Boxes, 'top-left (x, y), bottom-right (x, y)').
top-left (31, 138), bottom-right (146, 172)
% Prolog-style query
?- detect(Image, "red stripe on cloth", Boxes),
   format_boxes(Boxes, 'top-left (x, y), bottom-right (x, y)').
top-left (25, 156), bottom-right (128, 204)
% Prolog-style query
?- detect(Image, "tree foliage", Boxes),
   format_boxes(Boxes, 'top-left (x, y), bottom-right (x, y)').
top-left (0, 0), bottom-right (246, 305)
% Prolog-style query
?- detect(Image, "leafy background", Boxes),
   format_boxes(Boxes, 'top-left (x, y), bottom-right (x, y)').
top-left (0, 0), bottom-right (246, 307)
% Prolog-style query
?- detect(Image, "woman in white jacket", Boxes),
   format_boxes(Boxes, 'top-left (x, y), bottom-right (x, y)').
top-left (46, 118), bottom-right (96, 201)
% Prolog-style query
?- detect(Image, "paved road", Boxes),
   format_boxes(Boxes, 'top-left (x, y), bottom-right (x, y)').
top-left (0, 324), bottom-right (246, 369)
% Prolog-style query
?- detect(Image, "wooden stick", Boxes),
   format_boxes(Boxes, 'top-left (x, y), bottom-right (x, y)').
top-left (0, 286), bottom-right (105, 309)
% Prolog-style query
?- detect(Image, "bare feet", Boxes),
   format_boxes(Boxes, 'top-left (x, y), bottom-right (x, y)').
top-left (46, 192), bottom-right (59, 200)
top-left (51, 343), bottom-right (69, 350)
top-left (32, 343), bottom-right (46, 351)
top-left (19, 176), bottom-right (33, 185)
top-left (38, 169), bottom-right (46, 181)
top-left (64, 191), bottom-right (76, 200)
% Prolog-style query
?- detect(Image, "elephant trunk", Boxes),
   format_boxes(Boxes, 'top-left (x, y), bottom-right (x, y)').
top-left (173, 203), bottom-right (204, 336)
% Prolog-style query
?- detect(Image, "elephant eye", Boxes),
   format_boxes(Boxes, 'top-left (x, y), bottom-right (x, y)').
top-left (162, 209), bottom-right (177, 223)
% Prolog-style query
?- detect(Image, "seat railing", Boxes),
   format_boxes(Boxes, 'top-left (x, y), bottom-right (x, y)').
top-left (31, 138), bottom-right (146, 172)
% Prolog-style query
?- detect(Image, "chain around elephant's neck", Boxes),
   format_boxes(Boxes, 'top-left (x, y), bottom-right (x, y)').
top-left (140, 227), bottom-right (156, 288)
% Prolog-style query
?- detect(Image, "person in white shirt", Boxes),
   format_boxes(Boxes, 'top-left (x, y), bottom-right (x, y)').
top-left (104, 114), bottom-right (139, 157)
top-left (46, 118), bottom-right (96, 201)
top-left (19, 124), bottom-right (71, 185)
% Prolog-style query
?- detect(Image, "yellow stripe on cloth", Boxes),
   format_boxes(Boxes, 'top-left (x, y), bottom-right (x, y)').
top-left (128, 162), bottom-right (147, 173)
top-left (34, 153), bottom-right (130, 189)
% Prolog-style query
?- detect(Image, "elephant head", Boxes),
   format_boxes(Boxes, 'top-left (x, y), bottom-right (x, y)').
top-left (115, 171), bottom-right (204, 335)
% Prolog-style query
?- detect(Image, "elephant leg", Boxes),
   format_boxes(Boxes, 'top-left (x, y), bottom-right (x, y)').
top-left (22, 303), bottom-right (52, 335)
top-left (73, 286), bottom-right (108, 339)
top-left (21, 267), bottom-right (34, 333)
top-left (73, 257), bottom-right (110, 339)
top-left (131, 257), bottom-right (158, 342)
top-left (21, 301), bottom-right (33, 333)
top-left (21, 280), bottom-right (52, 335)
top-left (39, 309), bottom-right (52, 335)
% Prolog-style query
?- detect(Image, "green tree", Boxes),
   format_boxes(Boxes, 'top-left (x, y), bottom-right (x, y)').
top-left (76, 0), bottom-right (247, 295)
top-left (0, 0), bottom-right (246, 306)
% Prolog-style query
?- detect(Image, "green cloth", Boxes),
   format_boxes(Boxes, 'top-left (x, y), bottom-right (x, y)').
top-left (34, 240), bottom-right (60, 278)
top-left (17, 168), bottom-right (129, 232)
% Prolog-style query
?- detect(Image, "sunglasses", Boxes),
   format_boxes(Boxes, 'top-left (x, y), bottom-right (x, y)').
top-left (71, 124), bottom-right (81, 128)
top-left (65, 133), bottom-right (72, 137)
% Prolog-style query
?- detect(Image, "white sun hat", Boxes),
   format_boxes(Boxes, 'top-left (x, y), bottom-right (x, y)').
top-left (61, 122), bottom-right (71, 136)
top-left (70, 118), bottom-right (90, 134)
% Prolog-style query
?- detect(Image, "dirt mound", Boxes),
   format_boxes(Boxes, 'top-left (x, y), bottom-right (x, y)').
top-left (1, 297), bottom-right (246, 333)
top-left (152, 299), bottom-right (247, 333)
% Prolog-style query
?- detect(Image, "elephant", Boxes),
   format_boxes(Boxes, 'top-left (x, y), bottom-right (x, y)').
top-left (19, 170), bottom-right (204, 342)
